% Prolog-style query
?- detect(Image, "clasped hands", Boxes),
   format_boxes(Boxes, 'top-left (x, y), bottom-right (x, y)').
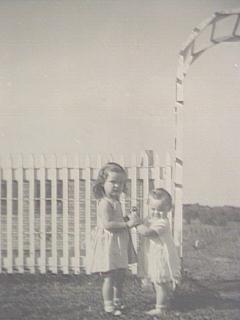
top-left (124, 207), bottom-right (142, 228)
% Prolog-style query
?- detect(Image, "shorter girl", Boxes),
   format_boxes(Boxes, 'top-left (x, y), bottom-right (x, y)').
top-left (89, 162), bottom-right (139, 316)
top-left (136, 188), bottom-right (181, 316)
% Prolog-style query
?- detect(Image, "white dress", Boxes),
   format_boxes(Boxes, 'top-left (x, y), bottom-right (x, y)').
top-left (88, 197), bottom-right (129, 273)
top-left (145, 217), bottom-right (181, 285)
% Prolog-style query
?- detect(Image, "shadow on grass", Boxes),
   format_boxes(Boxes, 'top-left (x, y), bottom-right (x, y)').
top-left (172, 277), bottom-right (240, 312)
top-left (0, 274), bottom-right (240, 320)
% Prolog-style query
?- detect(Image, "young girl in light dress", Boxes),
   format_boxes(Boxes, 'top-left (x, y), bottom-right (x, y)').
top-left (136, 188), bottom-right (181, 317)
top-left (89, 162), bottom-right (139, 316)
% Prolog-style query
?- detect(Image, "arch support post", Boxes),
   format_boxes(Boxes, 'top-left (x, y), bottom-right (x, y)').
top-left (173, 8), bottom-right (240, 262)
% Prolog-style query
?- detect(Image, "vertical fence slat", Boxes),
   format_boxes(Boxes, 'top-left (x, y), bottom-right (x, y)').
top-left (62, 155), bottom-right (69, 274)
top-left (96, 154), bottom-right (102, 227)
top-left (73, 155), bottom-right (80, 274)
top-left (142, 153), bottom-right (149, 220)
top-left (120, 155), bottom-right (126, 217)
top-left (130, 154), bottom-right (137, 274)
top-left (85, 155), bottom-right (91, 273)
top-left (28, 155), bottom-right (35, 273)
top-left (138, 153), bottom-right (149, 278)
top-left (131, 154), bottom-right (137, 209)
top-left (17, 155), bottom-right (24, 273)
top-left (154, 153), bottom-right (161, 189)
top-left (165, 153), bottom-right (173, 230)
top-left (0, 163), bottom-right (2, 273)
top-left (40, 155), bottom-right (46, 273)
top-left (50, 155), bottom-right (57, 273)
top-left (6, 156), bottom-right (13, 273)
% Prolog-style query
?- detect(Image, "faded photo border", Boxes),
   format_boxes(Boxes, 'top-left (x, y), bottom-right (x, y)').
top-left (0, 1), bottom-right (240, 320)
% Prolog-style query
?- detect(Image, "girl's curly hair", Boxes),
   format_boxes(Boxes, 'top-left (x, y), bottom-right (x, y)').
top-left (148, 188), bottom-right (172, 211)
top-left (93, 162), bottom-right (127, 199)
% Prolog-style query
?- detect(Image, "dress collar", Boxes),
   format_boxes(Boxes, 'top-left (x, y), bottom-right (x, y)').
top-left (104, 197), bottom-right (119, 208)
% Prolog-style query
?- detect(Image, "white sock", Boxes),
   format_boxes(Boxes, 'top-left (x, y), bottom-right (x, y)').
top-left (104, 300), bottom-right (114, 313)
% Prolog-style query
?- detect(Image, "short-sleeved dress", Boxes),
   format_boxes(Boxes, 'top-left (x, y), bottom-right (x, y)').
top-left (89, 197), bottom-right (130, 273)
top-left (145, 217), bottom-right (181, 286)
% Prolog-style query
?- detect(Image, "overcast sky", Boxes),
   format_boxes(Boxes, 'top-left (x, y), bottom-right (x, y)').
top-left (0, 0), bottom-right (240, 206)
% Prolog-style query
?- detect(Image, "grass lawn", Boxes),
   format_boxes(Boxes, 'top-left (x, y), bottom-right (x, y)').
top-left (0, 223), bottom-right (240, 320)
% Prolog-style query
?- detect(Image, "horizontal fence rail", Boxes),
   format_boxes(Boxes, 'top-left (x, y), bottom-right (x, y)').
top-left (0, 153), bottom-right (176, 274)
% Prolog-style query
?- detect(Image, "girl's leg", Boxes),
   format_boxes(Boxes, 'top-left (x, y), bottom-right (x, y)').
top-left (102, 273), bottom-right (114, 312)
top-left (155, 282), bottom-right (168, 308)
top-left (113, 269), bottom-right (126, 309)
top-left (145, 282), bottom-right (168, 316)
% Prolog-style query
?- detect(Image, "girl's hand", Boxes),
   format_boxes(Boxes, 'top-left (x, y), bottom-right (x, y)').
top-left (136, 224), bottom-right (147, 234)
top-left (127, 215), bottom-right (141, 228)
top-left (130, 206), bottom-right (138, 216)
top-left (125, 206), bottom-right (141, 227)
top-left (129, 206), bottom-right (139, 220)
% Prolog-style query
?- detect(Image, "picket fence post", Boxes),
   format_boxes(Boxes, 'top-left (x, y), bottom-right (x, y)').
top-left (142, 152), bottom-right (149, 220)
top-left (16, 154), bottom-right (24, 273)
top-left (39, 154), bottom-right (46, 273)
top-left (49, 154), bottom-right (57, 273)
top-left (62, 155), bottom-right (69, 274)
top-left (165, 153), bottom-right (173, 230)
top-left (153, 153), bottom-right (161, 189)
top-left (85, 155), bottom-right (91, 273)
top-left (6, 155), bottom-right (13, 273)
top-left (0, 157), bottom-right (2, 273)
top-left (28, 154), bottom-right (35, 273)
top-left (73, 155), bottom-right (80, 274)
top-left (119, 155), bottom-right (126, 218)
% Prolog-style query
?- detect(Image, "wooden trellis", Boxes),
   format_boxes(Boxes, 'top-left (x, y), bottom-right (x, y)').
top-left (173, 8), bottom-right (240, 258)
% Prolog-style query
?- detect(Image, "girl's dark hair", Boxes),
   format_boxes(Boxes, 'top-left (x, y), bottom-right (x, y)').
top-left (149, 188), bottom-right (172, 210)
top-left (93, 162), bottom-right (127, 199)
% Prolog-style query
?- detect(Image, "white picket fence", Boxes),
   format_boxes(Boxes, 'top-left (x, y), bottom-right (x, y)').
top-left (0, 152), bottom-right (175, 274)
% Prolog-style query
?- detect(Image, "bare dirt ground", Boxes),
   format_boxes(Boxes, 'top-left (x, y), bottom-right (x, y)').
top-left (0, 223), bottom-right (239, 320)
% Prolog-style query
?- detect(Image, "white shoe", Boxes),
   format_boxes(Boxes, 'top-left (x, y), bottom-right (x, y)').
top-left (145, 308), bottom-right (163, 316)
top-left (112, 309), bottom-right (122, 316)
top-left (145, 305), bottom-right (166, 317)
top-left (105, 309), bottom-right (122, 317)
top-left (114, 302), bottom-right (125, 310)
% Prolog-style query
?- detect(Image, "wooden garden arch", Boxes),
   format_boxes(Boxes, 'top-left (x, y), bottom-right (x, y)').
top-left (173, 8), bottom-right (240, 259)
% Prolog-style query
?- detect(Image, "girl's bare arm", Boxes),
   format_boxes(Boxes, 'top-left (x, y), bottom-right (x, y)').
top-left (136, 224), bottom-right (158, 237)
top-left (101, 201), bottom-right (127, 231)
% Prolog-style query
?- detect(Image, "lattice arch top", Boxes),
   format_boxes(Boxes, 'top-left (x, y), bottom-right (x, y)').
top-left (178, 8), bottom-right (240, 82)
top-left (173, 8), bottom-right (240, 258)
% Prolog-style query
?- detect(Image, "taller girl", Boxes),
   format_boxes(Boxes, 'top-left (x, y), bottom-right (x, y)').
top-left (89, 162), bottom-right (139, 316)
